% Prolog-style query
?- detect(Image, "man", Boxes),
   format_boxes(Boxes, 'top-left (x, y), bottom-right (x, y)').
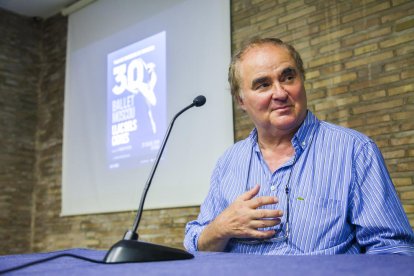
top-left (184, 37), bottom-right (414, 255)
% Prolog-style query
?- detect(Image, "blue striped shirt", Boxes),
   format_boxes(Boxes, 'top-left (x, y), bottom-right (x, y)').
top-left (184, 111), bottom-right (414, 255)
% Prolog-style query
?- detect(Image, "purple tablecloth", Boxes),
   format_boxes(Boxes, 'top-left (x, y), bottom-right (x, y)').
top-left (0, 248), bottom-right (413, 275)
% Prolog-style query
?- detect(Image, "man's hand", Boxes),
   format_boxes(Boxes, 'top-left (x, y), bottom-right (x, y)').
top-left (197, 185), bottom-right (283, 251)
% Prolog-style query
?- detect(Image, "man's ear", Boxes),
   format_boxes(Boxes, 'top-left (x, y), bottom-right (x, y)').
top-left (236, 94), bottom-right (246, 111)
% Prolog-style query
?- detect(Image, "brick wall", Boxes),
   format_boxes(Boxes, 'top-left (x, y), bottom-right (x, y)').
top-left (0, 0), bottom-right (413, 255)
top-left (0, 9), bottom-right (41, 254)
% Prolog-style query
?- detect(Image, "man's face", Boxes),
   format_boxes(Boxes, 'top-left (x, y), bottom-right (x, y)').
top-left (237, 44), bottom-right (307, 135)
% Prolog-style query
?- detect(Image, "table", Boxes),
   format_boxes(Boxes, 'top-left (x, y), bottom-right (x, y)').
top-left (0, 248), bottom-right (413, 275)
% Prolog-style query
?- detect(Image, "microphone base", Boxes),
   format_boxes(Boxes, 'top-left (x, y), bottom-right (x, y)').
top-left (103, 239), bottom-right (194, 263)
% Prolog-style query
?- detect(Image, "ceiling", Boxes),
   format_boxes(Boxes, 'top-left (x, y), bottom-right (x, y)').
top-left (0, 0), bottom-right (78, 18)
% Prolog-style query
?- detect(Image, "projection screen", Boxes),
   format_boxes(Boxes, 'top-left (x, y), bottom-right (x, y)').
top-left (62, 0), bottom-right (233, 215)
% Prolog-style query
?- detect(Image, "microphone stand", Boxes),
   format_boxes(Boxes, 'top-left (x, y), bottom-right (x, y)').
top-left (104, 95), bottom-right (206, 263)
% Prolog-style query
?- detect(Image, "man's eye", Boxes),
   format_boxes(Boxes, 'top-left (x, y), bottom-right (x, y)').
top-left (256, 82), bottom-right (270, 90)
top-left (280, 67), bottom-right (297, 83)
top-left (281, 74), bottom-right (295, 83)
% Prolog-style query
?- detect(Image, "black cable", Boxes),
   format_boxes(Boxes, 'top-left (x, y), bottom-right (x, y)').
top-left (0, 253), bottom-right (106, 274)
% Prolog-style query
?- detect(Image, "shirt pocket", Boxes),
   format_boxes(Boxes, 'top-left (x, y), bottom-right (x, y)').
top-left (290, 193), bottom-right (345, 251)
top-left (309, 196), bottom-right (342, 210)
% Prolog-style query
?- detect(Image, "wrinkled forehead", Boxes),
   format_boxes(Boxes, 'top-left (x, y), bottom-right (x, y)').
top-left (238, 44), bottom-right (296, 76)
top-left (240, 43), bottom-right (292, 63)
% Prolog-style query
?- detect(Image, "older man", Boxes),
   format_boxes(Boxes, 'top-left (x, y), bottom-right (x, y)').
top-left (184, 37), bottom-right (414, 255)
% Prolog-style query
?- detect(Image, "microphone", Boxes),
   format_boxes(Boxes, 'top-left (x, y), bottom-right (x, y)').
top-left (104, 95), bottom-right (206, 263)
top-left (193, 95), bottom-right (206, 107)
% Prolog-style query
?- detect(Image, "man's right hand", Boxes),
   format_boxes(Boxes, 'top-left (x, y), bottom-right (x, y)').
top-left (197, 184), bottom-right (284, 252)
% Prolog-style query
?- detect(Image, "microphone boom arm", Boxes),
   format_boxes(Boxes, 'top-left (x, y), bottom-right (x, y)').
top-left (126, 101), bottom-right (198, 240)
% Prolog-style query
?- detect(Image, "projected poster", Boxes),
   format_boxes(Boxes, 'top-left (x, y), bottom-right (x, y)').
top-left (107, 31), bottom-right (166, 169)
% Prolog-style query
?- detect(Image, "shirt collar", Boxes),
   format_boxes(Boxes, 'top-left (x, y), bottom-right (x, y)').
top-left (293, 110), bottom-right (320, 152)
top-left (247, 110), bottom-right (320, 155)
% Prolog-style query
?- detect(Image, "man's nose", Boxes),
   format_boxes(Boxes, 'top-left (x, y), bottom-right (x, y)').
top-left (271, 82), bottom-right (288, 100)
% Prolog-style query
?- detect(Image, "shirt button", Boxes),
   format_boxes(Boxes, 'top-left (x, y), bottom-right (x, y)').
top-left (270, 185), bottom-right (276, 191)
top-left (302, 141), bottom-right (306, 147)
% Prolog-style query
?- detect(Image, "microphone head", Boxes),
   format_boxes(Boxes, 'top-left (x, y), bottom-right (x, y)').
top-left (193, 95), bottom-right (206, 107)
